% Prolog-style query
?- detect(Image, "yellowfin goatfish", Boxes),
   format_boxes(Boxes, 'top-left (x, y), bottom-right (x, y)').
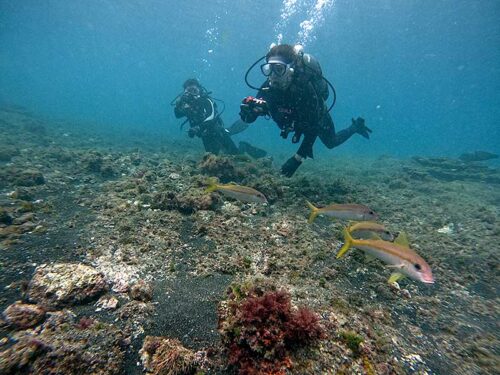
top-left (205, 179), bottom-right (267, 204)
top-left (347, 221), bottom-right (395, 241)
top-left (306, 201), bottom-right (378, 224)
top-left (338, 228), bottom-right (434, 284)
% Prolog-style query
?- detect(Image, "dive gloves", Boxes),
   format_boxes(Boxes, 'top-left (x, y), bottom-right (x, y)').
top-left (281, 155), bottom-right (302, 177)
top-left (351, 117), bottom-right (372, 139)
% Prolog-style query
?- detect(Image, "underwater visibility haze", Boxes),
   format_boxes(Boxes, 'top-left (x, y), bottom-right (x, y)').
top-left (0, 1), bottom-right (499, 374)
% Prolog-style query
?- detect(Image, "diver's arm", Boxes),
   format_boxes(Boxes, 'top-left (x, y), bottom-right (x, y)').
top-left (239, 83), bottom-right (270, 123)
top-left (174, 107), bottom-right (186, 118)
top-left (174, 95), bottom-right (190, 118)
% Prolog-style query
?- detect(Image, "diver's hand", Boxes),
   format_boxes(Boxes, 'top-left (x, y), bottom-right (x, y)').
top-left (188, 127), bottom-right (200, 138)
top-left (351, 117), bottom-right (372, 139)
top-left (239, 103), bottom-right (258, 123)
top-left (175, 99), bottom-right (190, 113)
top-left (281, 155), bottom-right (302, 177)
top-left (239, 96), bottom-right (268, 123)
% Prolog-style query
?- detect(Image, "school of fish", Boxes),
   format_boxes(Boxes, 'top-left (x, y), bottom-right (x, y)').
top-left (205, 177), bottom-right (434, 286)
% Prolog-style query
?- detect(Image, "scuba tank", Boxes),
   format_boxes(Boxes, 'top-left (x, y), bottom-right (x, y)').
top-left (297, 53), bottom-right (329, 102)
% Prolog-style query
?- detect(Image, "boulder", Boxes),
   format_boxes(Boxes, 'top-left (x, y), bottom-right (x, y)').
top-left (0, 310), bottom-right (124, 374)
top-left (2, 301), bottom-right (45, 329)
top-left (27, 263), bottom-right (107, 307)
top-left (129, 280), bottom-right (153, 302)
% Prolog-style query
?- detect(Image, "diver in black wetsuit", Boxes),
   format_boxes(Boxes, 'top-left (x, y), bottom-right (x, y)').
top-left (174, 79), bottom-right (266, 158)
top-left (239, 44), bottom-right (372, 177)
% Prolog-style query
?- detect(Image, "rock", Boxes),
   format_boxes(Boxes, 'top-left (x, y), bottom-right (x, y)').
top-left (10, 187), bottom-right (33, 201)
top-left (129, 280), bottom-right (153, 302)
top-left (0, 209), bottom-right (13, 225)
top-left (152, 190), bottom-right (216, 214)
top-left (27, 263), bottom-right (107, 307)
top-left (111, 277), bottom-right (130, 293)
top-left (199, 153), bottom-right (245, 183)
top-left (13, 212), bottom-right (34, 225)
top-left (0, 310), bottom-right (124, 375)
top-left (139, 336), bottom-right (197, 375)
top-left (82, 152), bottom-right (117, 177)
top-left (2, 301), bottom-right (45, 330)
top-left (459, 151), bottom-right (498, 162)
top-left (0, 146), bottom-right (20, 161)
top-left (15, 168), bottom-right (45, 186)
top-left (96, 295), bottom-right (119, 310)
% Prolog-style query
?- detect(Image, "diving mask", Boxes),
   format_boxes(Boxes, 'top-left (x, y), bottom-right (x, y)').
top-left (260, 61), bottom-right (292, 77)
top-left (184, 85), bottom-right (201, 97)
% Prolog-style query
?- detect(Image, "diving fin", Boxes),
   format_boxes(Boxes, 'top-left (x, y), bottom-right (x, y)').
top-left (227, 119), bottom-right (249, 136)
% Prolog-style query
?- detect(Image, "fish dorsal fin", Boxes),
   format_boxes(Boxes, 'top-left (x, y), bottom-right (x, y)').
top-left (394, 232), bottom-right (410, 248)
top-left (388, 272), bottom-right (405, 284)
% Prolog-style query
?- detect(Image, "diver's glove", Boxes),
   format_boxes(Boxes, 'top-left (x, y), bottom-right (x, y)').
top-left (239, 96), bottom-right (268, 123)
top-left (351, 117), bottom-right (372, 139)
top-left (281, 155), bottom-right (302, 177)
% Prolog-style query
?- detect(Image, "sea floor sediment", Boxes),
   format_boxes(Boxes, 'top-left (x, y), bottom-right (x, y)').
top-left (0, 106), bottom-right (498, 374)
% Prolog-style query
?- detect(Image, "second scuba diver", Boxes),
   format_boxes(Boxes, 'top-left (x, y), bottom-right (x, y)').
top-left (173, 79), bottom-right (266, 158)
top-left (239, 44), bottom-right (372, 177)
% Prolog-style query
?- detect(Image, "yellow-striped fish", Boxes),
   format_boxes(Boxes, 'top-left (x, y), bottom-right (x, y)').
top-left (347, 221), bottom-right (395, 241)
top-left (338, 228), bottom-right (434, 284)
top-left (206, 179), bottom-right (267, 204)
top-left (306, 201), bottom-right (378, 224)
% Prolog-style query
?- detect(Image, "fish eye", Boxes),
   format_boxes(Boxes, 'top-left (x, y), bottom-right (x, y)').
top-left (414, 263), bottom-right (422, 271)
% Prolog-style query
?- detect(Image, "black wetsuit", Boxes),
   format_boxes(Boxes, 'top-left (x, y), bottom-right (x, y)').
top-left (253, 78), bottom-right (357, 160)
top-left (174, 95), bottom-right (238, 155)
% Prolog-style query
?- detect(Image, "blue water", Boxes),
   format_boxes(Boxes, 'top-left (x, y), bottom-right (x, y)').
top-left (1, 0), bottom-right (499, 158)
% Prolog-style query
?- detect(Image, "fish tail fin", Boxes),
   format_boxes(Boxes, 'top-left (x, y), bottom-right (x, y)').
top-left (205, 177), bottom-right (218, 193)
top-left (337, 228), bottom-right (353, 258)
top-left (306, 200), bottom-right (319, 224)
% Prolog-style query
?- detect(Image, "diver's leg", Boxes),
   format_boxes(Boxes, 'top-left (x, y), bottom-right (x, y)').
top-left (218, 129), bottom-right (239, 155)
top-left (319, 114), bottom-right (356, 149)
top-left (202, 135), bottom-right (220, 154)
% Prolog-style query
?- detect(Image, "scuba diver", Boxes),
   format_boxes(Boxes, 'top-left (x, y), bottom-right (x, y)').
top-left (173, 78), bottom-right (266, 158)
top-left (239, 44), bottom-right (372, 177)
